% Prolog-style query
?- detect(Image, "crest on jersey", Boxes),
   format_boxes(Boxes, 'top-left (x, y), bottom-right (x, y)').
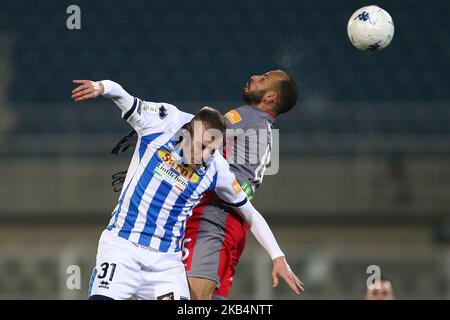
top-left (159, 105), bottom-right (168, 119)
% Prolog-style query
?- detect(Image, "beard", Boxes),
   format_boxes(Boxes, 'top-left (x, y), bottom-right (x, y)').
top-left (241, 88), bottom-right (266, 105)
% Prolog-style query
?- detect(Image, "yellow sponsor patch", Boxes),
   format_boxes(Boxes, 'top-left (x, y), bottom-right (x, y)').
top-left (157, 149), bottom-right (200, 183)
top-left (232, 179), bottom-right (242, 194)
top-left (225, 110), bottom-right (242, 124)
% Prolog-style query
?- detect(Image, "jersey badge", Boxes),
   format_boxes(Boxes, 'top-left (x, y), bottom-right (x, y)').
top-left (224, 110), bottom-right (242, 124)
top-left (159, 105), bottom-right (168, 119)
top-left (232, 179), bottom-right (243, 194)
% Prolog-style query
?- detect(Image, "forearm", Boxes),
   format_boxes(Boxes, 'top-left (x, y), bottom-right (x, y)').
top-left (100, 80), bottom-right (136, 115)
top-left (236, 201), bottom-right (284, 260)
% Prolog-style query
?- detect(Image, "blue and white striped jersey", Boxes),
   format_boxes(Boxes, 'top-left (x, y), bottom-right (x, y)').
top-left (105, 94), bottom-right (247, 253)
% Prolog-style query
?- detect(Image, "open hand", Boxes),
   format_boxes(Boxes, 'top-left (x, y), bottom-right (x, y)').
top-left (71, 80), bottom-right (104, 102)
top-left (272, 256), bottom-right (304, 295)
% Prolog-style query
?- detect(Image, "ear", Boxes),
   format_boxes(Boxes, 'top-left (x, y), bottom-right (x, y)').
top-left (262, 90), bottom-right (278, 105)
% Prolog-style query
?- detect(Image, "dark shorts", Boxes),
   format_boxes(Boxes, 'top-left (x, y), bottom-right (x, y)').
top-left (182, 192), bottom-right (248, 298)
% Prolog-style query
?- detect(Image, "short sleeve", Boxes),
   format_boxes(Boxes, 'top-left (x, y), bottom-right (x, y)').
top-left (100, 80), bottom-right (194, 136)
top-left (127, 100), bottom-right (193, 136)
top-left (213, 155), bottom-right (248, 207)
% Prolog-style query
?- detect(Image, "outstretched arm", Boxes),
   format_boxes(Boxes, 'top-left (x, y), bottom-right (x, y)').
top-left (72, 79), bottom-right (136, 116)
top-left (71, 79), bottom-right (193, 136)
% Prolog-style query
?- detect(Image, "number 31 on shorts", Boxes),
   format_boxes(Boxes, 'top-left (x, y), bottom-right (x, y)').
top-left (98, 262), bottom-right (117, 282)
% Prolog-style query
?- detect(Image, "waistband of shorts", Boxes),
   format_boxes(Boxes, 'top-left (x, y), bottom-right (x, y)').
top-left (104, 228), bottom-right (181, 254)
top-left (133, 242), bottom-right (160, 252)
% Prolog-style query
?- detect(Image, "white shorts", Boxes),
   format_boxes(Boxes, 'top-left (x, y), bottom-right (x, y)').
top-left (88, 229), bottom-right (190, 300)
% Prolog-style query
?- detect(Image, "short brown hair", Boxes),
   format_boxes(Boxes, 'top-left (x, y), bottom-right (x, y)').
top-left (276, 76), bottom-right (298, 114)
top-left (191, 106), bottom-right (226, 133)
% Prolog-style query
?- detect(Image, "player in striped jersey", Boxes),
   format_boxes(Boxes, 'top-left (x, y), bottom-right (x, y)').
top-left (71, 79), bottom-right (302, 300)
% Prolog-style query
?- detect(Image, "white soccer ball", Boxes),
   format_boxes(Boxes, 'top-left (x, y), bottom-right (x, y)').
top-left (347, 5), bottom-right (394, 51)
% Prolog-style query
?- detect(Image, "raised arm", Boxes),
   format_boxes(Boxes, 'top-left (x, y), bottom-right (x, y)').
top-left (72, 79), bottom-right (136, 118)
top-left (71, 79), bottom-right (193, 135)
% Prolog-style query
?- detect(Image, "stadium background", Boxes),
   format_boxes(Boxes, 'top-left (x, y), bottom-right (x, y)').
top-left (0, 0), bottom-right (449, 299)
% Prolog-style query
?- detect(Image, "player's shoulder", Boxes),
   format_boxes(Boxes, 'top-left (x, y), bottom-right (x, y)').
top-left (224, 105), bottom-right (272, 129)
top-left (210, 151), bottom-right (230, 172)
top-left (138, 100), bottom-right (193, 133)
top-left (137, 100), bottom-right (177, 120)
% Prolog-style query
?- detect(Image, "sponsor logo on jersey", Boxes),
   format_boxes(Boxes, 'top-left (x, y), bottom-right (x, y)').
top-left (155, 149), bottom-right (200, 190)
top-left (154, 162), bottom-right (189, 191)
top-left (139, 101), bottom-right (159, 114)
top-left (225, 110), bottom-right (242, 124)
top-left (232, 179), bottom-right (243, 194)
top-left (98, 281), bottom-right (110, 290)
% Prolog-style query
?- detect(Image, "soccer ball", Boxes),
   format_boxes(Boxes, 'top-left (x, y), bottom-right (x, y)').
top-left (347, 5), bottom-right (394, 51)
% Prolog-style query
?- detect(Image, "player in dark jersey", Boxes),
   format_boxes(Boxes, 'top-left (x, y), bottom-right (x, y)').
top-left (183, 70), bottom-right (300, 299)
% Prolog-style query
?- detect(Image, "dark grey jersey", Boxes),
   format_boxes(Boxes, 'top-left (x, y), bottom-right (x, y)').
top-left (223, 105), bottom-right (275, 197)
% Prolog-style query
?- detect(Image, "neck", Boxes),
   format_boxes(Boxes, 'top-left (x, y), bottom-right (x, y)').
top-left (252, 103), bottom-right (277, 119)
